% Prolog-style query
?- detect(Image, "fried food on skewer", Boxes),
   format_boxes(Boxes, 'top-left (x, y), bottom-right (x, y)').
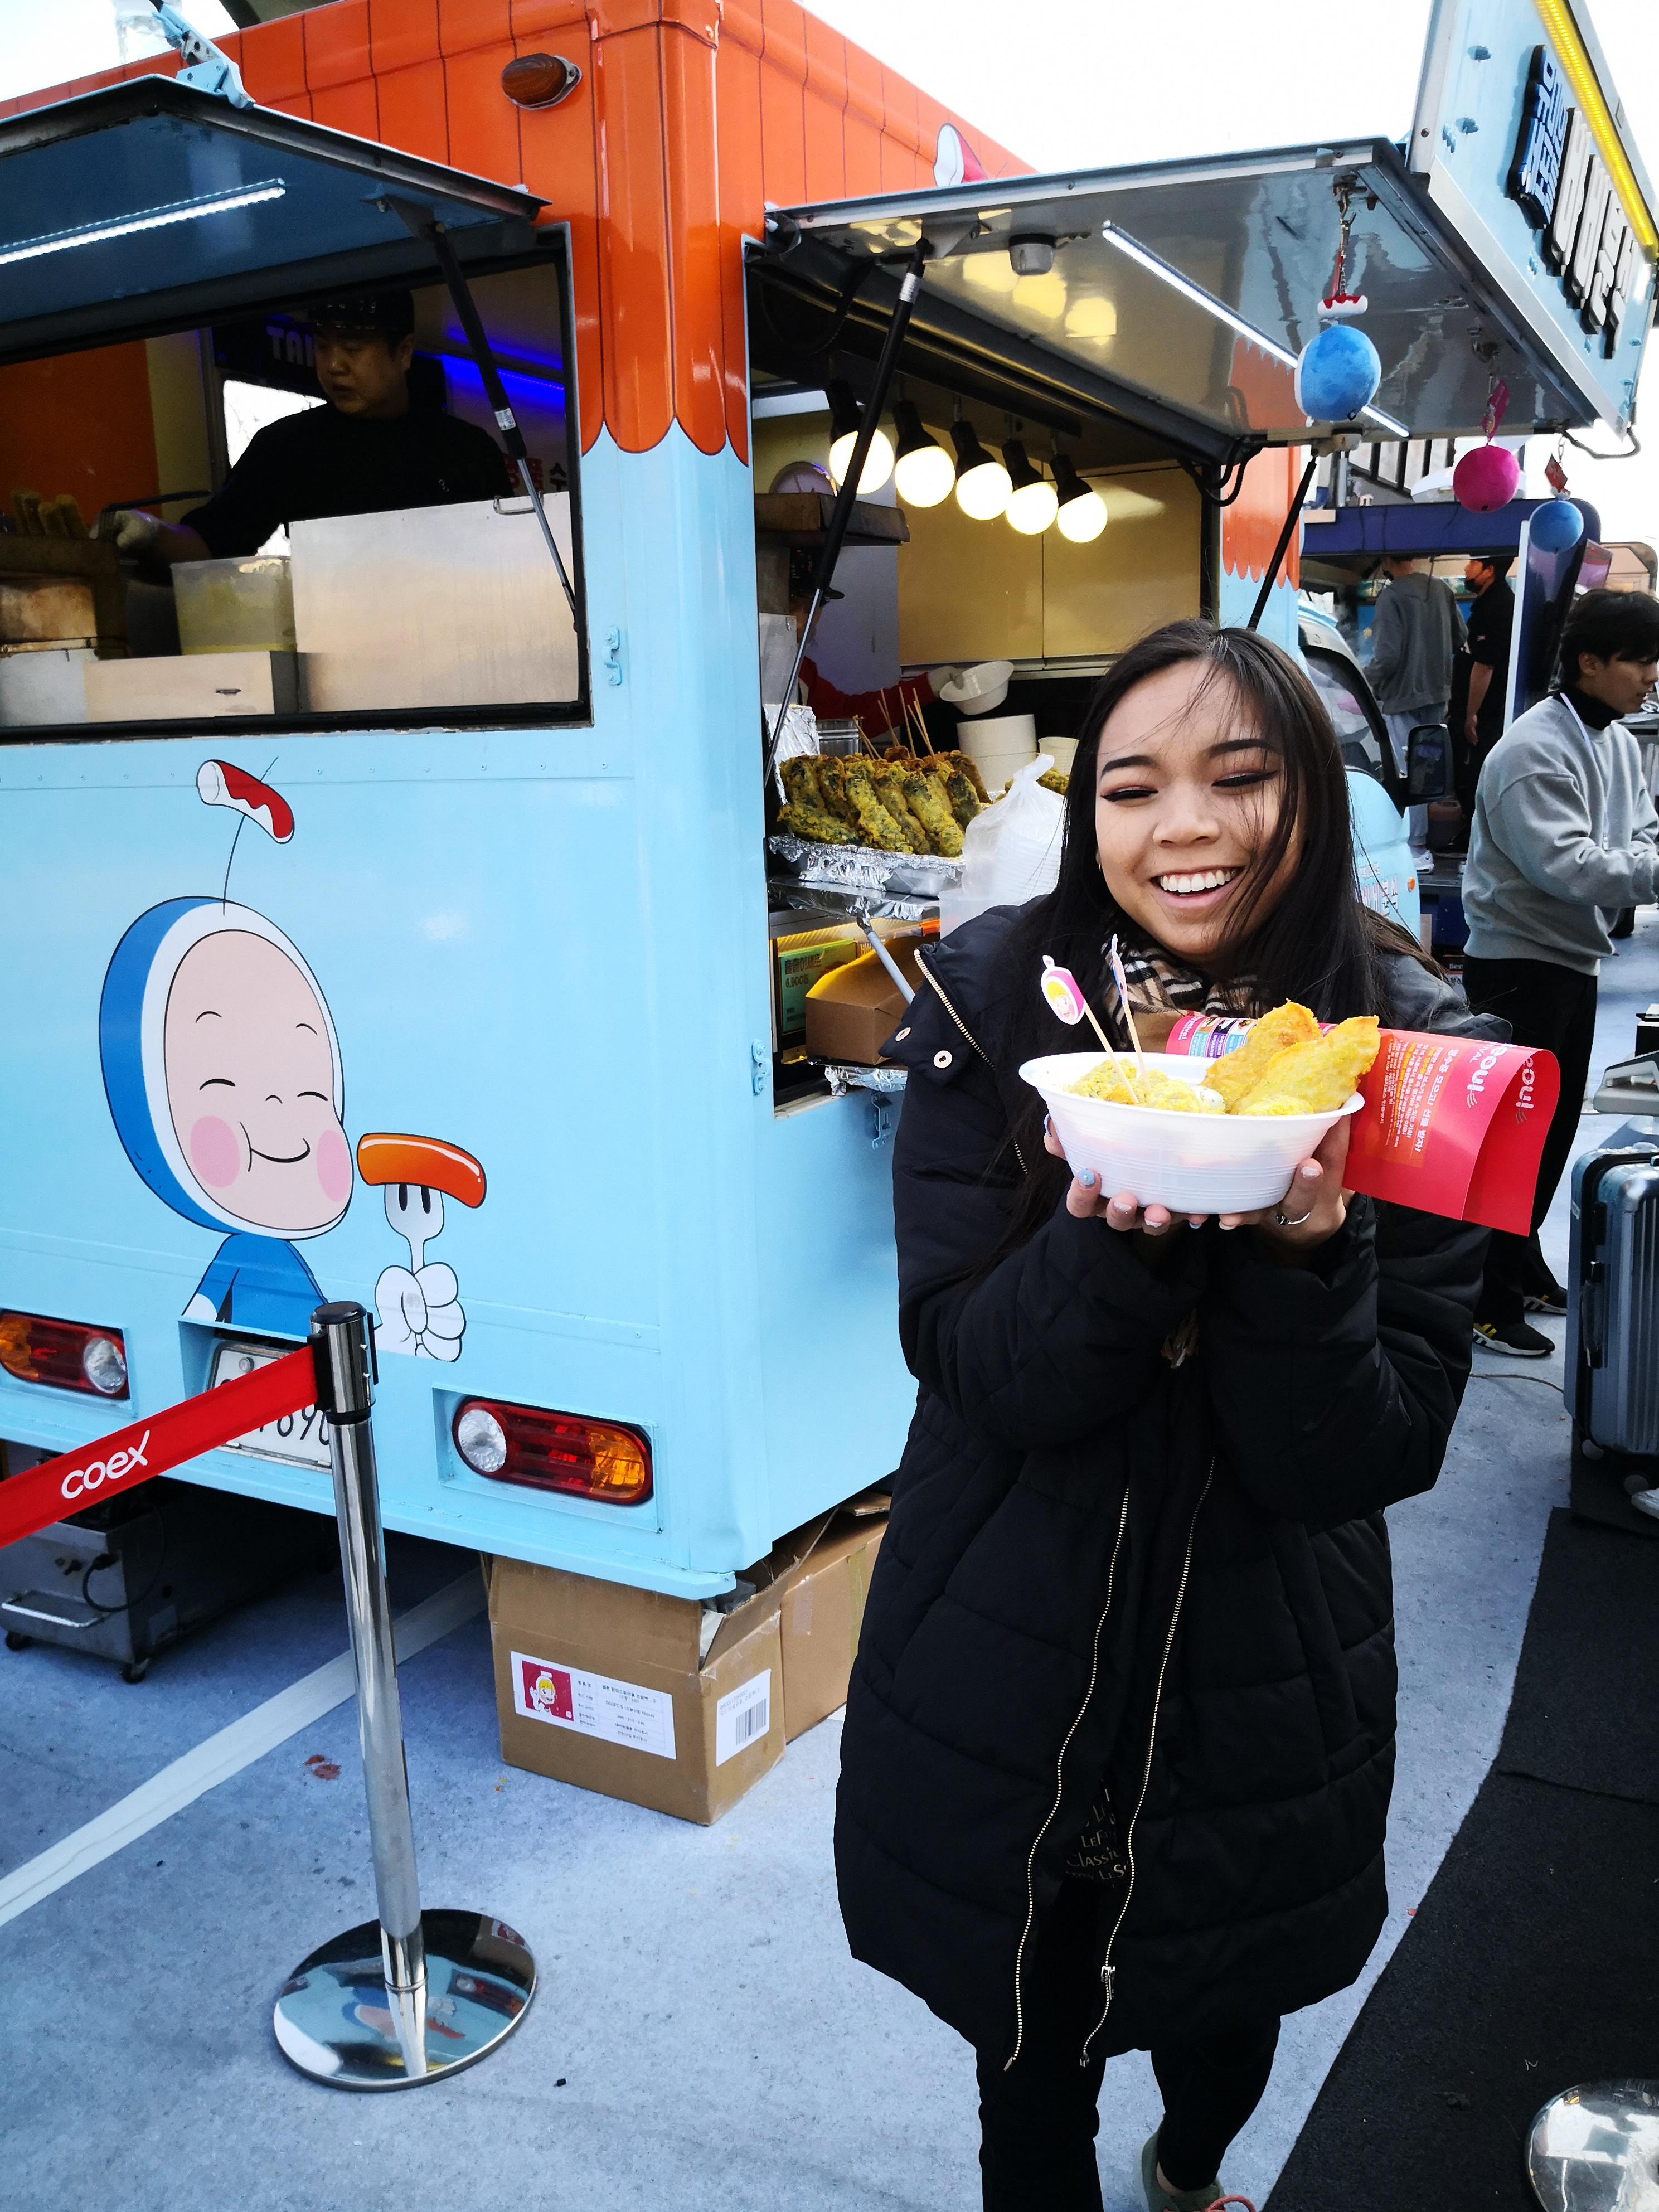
top-left (942, 750), bottom-right (991, 804)
top-left (1233, 1017), bottom-right (1380, 1115)
top-left (815, 756), bottom-right (858, 826)
top-left (943, 767), bottom-right (982, 830)
top-left (1204, 1001), bottom-right (1321, 1111)
top-left (903, 771), bottom-right (964, 857)
top-left (780, 755), bottom-right (826, 813)
top-left (777, 803), bottom-right (858, 846)
top-left (843, 763), bottom-right (915, 853)
top-left (870, 762), bottom-right (930, 852)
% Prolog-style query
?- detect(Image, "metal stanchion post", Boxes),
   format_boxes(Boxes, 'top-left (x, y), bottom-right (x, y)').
top-left (273, 1302), bottom-right (536, 2089)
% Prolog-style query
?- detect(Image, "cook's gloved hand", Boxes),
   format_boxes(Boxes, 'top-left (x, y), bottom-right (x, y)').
top-left (928, 665), bottom-right (964, 691)
top-left (106, 509), bottom-right (162, 554)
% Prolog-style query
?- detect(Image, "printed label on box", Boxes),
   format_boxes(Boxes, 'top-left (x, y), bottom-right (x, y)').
top-left (714, 1670), bottom-right (772, 1767)
top-left (511, 1651), bottom-right (677, 1761)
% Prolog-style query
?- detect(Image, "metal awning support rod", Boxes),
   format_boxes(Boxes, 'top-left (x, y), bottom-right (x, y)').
top-left (379, 193), bottom-right (576, 617)
top-left (764, 241), bottom-right (929, 785)
top-left (1245, 452), bottom-right (1318, 631)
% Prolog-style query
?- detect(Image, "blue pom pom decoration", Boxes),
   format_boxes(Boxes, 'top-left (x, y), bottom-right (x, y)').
top-left (1294, 323), bottom-right (1382, 423)
top-left (1529, 497), bottom-right (1584, 552)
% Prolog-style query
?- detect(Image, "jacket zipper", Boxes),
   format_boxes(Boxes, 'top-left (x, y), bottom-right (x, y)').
top-left (914, 951), bottom-right (1027, 1173)
top-left (914, 950), bottom-right (996, 1071)
top-left (1080, 1468), bottom-right (1213, 2067)
top-left (1003, 1487), bottom-right (1132, 2072)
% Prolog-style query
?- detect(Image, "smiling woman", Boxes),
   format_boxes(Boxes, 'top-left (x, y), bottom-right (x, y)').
top-left (835, 620), bottom-right (1505, 2209)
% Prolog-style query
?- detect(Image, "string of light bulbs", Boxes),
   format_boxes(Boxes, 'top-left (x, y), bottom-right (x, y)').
top-left (824, 382), bottom-right (1106, 542)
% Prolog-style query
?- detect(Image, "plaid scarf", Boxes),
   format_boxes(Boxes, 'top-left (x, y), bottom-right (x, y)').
top-left (1100, 937), bottom-right (1257, 1046)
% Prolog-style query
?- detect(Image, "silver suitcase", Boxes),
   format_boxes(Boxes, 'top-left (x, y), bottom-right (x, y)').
top-left (1566, 1127), bottom-right (1659, 1456)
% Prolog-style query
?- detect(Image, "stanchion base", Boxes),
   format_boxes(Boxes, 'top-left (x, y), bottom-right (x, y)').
top-left (1527, 2080), bottom-right (1659, 2208)
top-left (274, 1909), bottom-right (536, 2089)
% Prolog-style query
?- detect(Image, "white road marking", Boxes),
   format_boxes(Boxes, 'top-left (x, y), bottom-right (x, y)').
top-left (0, 1573), bottom-right (483, 1930)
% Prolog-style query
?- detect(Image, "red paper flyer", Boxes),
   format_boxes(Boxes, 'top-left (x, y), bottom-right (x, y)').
top-left (1166, 1015), bottom-right (1559, 1234)
top-left (1344, 1031), bottom-right (1558, 1234)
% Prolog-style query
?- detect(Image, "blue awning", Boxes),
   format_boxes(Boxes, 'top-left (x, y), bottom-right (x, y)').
top-left (1302, 496), bottom-right (1603, 561)
top-left (0, 76), bottom-right (545, 363)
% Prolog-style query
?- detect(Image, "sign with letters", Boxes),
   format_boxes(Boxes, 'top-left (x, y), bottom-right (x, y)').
top-left (1506, 44), bottom-right (1634, 358)
top-left (1409, 0), bottom-right (1655, 431)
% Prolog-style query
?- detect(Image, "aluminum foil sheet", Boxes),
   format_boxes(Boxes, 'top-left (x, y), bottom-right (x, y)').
top-left (767, 833), bottom-right (964, 901)
top-left (824, 1064), bottom-right (909, 1097)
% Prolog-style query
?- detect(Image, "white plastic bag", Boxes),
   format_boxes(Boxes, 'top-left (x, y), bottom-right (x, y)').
top-left (940, 754), bottom-right (1065, 935)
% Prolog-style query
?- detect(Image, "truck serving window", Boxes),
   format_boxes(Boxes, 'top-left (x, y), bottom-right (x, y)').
top-left (0, 77), bottom-right (584, 738)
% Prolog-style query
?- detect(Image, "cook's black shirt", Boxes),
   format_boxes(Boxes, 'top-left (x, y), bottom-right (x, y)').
top-left (184, 402), bottom-right (509, 558)
top-left (1457, 578), bottom-right (1515, 744)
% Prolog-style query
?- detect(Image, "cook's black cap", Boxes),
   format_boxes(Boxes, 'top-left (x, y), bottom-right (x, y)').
top-left (308, 289), bottom-right (416, 340)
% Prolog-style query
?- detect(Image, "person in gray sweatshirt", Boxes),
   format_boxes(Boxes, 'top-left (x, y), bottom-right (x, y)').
top-left (1367, 557), bottom-right (1462, 846)
top-left (1462, 588), bottom-right (1659, 1354)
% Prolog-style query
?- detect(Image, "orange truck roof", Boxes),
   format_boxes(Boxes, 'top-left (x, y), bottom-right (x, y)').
top-left (0, 2), bottom-right (1027, 467)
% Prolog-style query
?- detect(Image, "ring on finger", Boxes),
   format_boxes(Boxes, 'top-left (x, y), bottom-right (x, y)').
top-left (1272, 1206), bottom-right (1314, 1229)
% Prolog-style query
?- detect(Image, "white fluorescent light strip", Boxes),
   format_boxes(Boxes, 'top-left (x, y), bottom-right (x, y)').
top-left (1099, 223), bottom-right (1408, 439)
top-left (0, 180), bottom-right (286, 269)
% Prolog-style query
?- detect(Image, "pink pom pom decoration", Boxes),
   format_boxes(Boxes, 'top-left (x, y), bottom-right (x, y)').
top-left (1454, 443), bottom-right (1521, 513)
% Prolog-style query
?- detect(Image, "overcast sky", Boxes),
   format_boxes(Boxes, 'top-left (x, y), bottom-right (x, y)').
top-left (6, 0), bottom-right (1658, 540)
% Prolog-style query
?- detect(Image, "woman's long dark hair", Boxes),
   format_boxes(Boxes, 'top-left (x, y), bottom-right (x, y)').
top-left (986, 618), bottom-right (1421, 1252)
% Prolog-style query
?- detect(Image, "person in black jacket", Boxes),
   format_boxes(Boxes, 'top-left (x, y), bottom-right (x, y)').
top-left (835, 620), bottom-right (1497, 2212)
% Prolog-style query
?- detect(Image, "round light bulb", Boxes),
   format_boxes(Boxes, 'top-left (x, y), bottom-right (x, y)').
top-left (894, 439), bottom-right (955, 507)
top-left (1056, 487), bottom-right (1108, 544)
top-left (828, 425), bottom-right (895, 494)
top-left (955, 458), bottom-right (1012, 521)
top-left (1006, 477), bottom-right (1059, 534)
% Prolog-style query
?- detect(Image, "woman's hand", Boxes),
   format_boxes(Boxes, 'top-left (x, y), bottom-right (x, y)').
top-left (1044, 1113), bottom-right (1351, 1250)
top-left (1045, 1119), bottom-right (1192, 1240)
top-left (1246, 1115), bottom-right (1351, 1257)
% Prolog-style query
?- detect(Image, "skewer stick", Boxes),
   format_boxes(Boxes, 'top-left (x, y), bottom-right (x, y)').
top-left (1107, 937), bottom-right (1148, 1078)
top-left (909, 696), bottom-right (935, 754)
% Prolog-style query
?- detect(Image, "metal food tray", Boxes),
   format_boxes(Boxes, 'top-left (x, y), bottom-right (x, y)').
top-left (767, 832), bottom-right (964, 904)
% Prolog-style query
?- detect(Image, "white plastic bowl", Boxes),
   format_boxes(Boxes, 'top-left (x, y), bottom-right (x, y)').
top-left (1022, 1050), bottom-right (1364, 1213)
top-left (939, 659), bottom-right (1014, 716)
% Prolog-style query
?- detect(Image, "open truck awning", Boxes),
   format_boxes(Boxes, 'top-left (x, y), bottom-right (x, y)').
top-left (772, 133), bottom-right (1656, 454)
top-left (0, 75), bottom-right (546, 364)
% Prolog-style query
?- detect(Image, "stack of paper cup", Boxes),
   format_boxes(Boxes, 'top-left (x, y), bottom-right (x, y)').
top-left (1044, 735), bottom-right (1079, 778)
top-left (960, 712), bottom-right (1038, 795)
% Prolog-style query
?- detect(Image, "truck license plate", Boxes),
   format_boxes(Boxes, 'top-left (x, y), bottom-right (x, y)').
top-left (209, 1341), bottom-right (332, 1471)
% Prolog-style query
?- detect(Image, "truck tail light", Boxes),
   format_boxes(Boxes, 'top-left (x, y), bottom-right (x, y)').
top-left (452, 1399), bottom-right (652, 1505)
top-left (0, 1311), bottom-right (129, 1398)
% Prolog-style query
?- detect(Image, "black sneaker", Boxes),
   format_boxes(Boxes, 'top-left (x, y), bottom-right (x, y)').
top-left (1474, 1318), bottom-right (1554, 1358)
top-left (1524, 1280), bottom-right (1569, 1317)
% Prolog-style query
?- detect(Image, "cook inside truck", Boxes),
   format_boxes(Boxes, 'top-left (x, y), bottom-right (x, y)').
top-left (106, 290), bottom-right (508, 564)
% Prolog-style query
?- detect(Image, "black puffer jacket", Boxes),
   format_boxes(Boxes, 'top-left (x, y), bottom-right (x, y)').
top-left (836, 909), bottom-right (1496, 2067)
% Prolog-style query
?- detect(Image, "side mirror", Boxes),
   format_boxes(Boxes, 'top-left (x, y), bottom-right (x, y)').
top-left (1406, 722), bottom-right (1453, 803)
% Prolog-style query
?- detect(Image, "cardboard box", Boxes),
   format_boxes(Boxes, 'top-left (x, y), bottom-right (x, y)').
top-left (773, 923), bottom-right (861, 1049)
top-left (488, 1497), bottom-right (887, 1822)
top-left (779, 1497), bottom-right (886, 1742)
top-left (804, 937), bottom-right (928, 1065)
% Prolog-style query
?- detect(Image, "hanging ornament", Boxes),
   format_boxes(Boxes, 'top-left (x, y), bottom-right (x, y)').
top-left (1454, 377), bottom-right (1520, 511)
top-left (1544, 439), bottom-right (1570, 499)
top-left (1294, 181), bottom-right (1381, 423)
top-left (1530, 498), bottom-right (1585, 552)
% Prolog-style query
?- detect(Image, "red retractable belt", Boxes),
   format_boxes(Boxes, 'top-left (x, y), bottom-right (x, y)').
top-left (0, 1346), bottom-right (316, 1550)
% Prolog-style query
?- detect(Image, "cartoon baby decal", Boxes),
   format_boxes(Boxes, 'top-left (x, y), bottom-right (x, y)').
top-left (99, 763), bottom-right (481, 1355)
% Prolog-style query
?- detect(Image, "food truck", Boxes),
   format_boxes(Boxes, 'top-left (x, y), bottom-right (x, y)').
top-left (0, 0), bottom-right (1652, 1630)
